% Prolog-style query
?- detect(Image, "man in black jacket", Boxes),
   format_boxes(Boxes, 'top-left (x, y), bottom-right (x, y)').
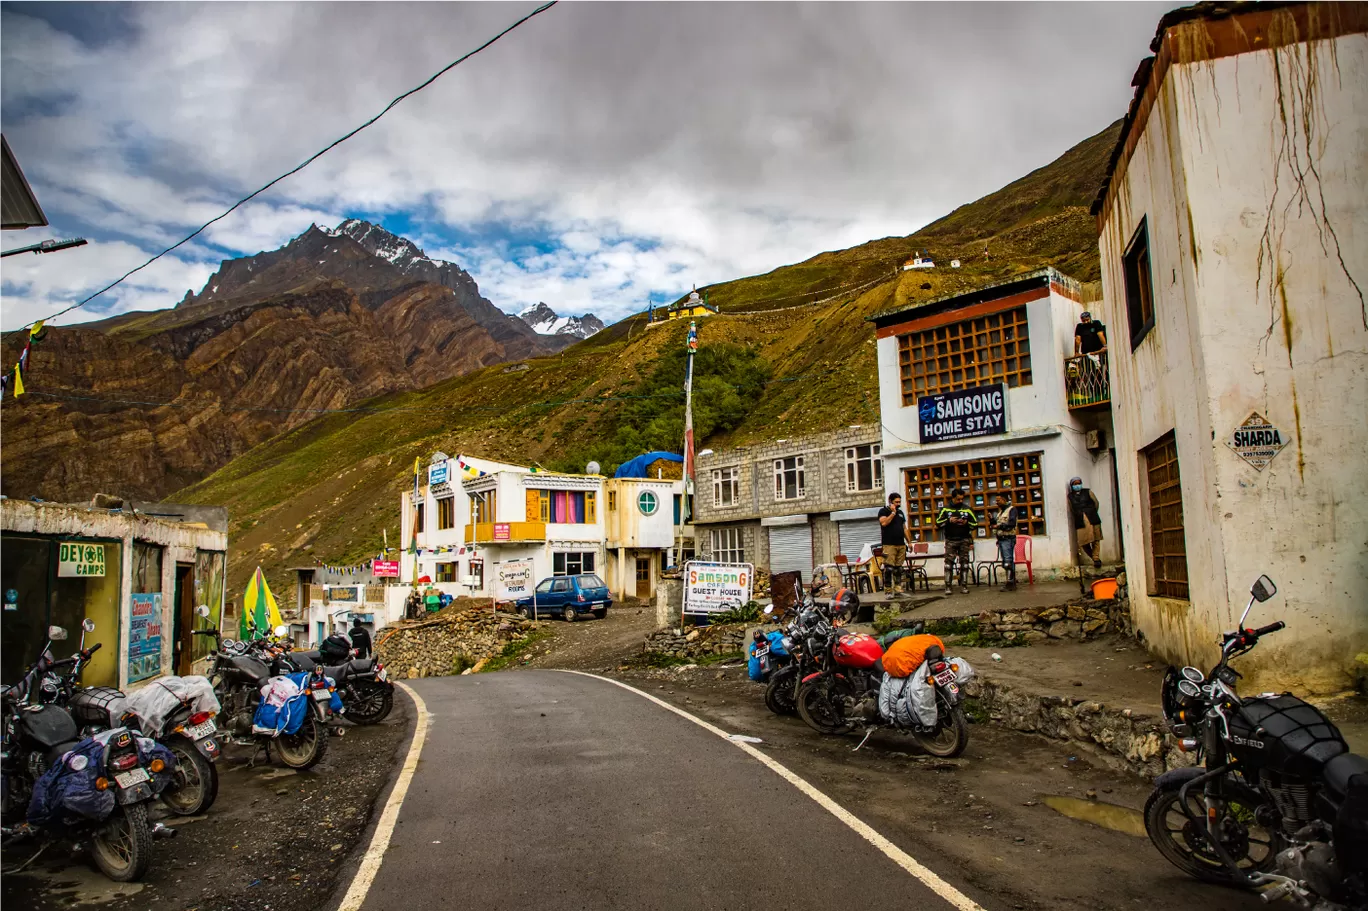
top-left (936, 489), bottom-right (978, 594)
top-left (348, 618), bottom-right (373, 658)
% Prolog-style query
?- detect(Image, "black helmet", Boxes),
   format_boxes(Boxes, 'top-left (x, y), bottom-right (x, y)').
top-left (831, 587), bottom-right (860, 621)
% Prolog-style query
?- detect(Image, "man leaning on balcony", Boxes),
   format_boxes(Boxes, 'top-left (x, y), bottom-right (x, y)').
top-left (1074, 311), bottom-right (1107, 356)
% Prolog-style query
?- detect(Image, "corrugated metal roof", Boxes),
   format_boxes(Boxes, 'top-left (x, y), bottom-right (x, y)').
top-left (2, 135), bottom-right (48, 230)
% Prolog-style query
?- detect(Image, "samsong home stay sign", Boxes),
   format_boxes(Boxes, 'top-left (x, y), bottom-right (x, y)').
top-left (918, 383), bottom-right (1007, 444)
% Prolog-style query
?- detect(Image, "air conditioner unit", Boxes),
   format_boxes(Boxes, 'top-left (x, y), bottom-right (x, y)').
top-left (1086, 429), bottom-right (1106, 451)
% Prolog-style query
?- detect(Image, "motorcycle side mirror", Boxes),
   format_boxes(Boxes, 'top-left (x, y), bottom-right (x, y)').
top-left (48, 626), bottom-right (69, 641)
top-left (1250, 575), bottom-right (1277, 603)
top-left (195, 605), bottom-right (211, 619)
top-left (82, 619), bottom-right (96, 633)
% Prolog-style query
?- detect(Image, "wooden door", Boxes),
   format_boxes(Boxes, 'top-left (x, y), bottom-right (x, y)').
top-left (635, 558), bottom-right (650, 599)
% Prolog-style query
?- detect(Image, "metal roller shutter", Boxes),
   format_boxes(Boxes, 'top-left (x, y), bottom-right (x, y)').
top-left (768, 524), bottom-right (813, 578)
top-left (838, 519), bottom-right (883, 560)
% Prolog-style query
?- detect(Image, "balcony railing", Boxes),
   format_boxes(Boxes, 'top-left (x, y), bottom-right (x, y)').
top-left (465, 521), bottom-right (547, 544)
top-left (1064, 351), bottom-right (1110, 410)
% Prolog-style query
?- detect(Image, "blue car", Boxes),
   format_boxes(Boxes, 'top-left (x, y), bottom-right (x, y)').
top-left (514, 574), bottom-right (612, 622)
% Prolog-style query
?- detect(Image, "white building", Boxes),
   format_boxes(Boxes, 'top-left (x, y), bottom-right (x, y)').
top-left (604, 476), bottom-right (687, 601)
top-left (1093, 3), bottom-right (1367, 693)
top-left (872, 268), bottom-right (1119, 574)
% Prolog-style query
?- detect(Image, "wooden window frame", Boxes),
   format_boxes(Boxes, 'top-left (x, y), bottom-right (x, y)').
top-left (898, 306), bottom-right (1032, 404)
top-left (1124, 217), bottom-right (1156, 349)
top-left (1143, 431), bottom-right (1189, 600)
top-left (472, 491), bottom-right (496, 525)
top-left (713, 467), bottom-right (740, 508)
top-left (436, 496), bottom-right (455, 530)
top-left (845, 444), bottom-right (883, 492)
top-left (585, 491), bottom-right (597, 524)
top-left (415, 502), bottom-right (426, 534)
top-left (710, 527), bottom-right (745, 563)
top-left (553, 551), bottom-right (596, 576)
top-left (774, 456), bottom-right (806, 501)
top-left (436, 562), bottom-right (457, 583)
top-left (901, 452), bottom-right (1046, 542)
top-left (607, 491), bottom-right (617, 511)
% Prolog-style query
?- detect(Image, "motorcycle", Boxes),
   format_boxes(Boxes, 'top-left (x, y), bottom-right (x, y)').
top-left (269, 635), bottom-right (394, 726)
top-left (796, 623), bottom-right (971, 758)
top-left (1, 625), bottom-right (171, 882)
top-left (201, 624), bottom-right (331, 770)
top-left (761, 597), bottom-right (837, 716)
top-left (1145, 574), bottom-right (1368, 909)
top-left (55, 615), bottom-right (221, 817)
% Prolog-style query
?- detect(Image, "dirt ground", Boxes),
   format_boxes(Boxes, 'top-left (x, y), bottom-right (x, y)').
top-left (526, 607), bottom-right (1266, 911)
top-left (2, 701), bottom-right (410, 911)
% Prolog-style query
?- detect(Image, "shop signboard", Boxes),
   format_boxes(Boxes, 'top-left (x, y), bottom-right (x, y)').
top-left (428, 463), bottom-right (450, 487)
top-left (494, 524), bottom-right (511, 541)
top-left (328, 586), bottom-right (360, 603)
top-left (128, 593), bottom-right (163, 683)
top-left (917, 383), bottom-right (1007, 444)
top-left (496, 560), bottom-right (535, 601)
top-left (1225, 412), bottom-right (1286, 471)
top-left (373, 560), bottom-right (400, 578)
top-left (683, 561), bottom-right (754, 615)
top-left (58, 542), bottom-right (106, 577)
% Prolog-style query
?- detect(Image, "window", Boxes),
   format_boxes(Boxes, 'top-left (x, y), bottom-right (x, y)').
top-left (416, 502), bottom-right (426, 534)
top-left (607, 491), bottom-right (617, 511)
top-left (710, 527), bottom-right (745, 563)
top-left (636, 560), bottom-right (650, 582)
top-left (774, 456), bottom-right (805, 500)
top-left (673, 495), bottom-right (682, 524)
top-left (1144, 432), bottom-right (1189, 599)
top-left (898, 306), bottom-right (1032, 403)
top-left (902, 452), bottom-right (1046, 542)
top-left (1124, 217), bottom-right (1155, 348)
top-left (472, 490), bottom-right (496, 524)
top-left (437, 497), bottom-right (455, 530)
top-left (713, 467), bottom-right (740, 507)
top-left (542, 491), bottom-right (593, 523)
top-left (436, 562), bottom-right (456, 582)
top-left (845, 444), bottom-right (883, 492)
top-left (553, 551), bottom-right (596, 575)
top-left (552, 578), bottom-right (572, 593)
top-left (585, 492), bottom-right (597, 524)
top-left (638, 491), bottom-right (658, 515)
top-left (535, 578), bottom-right (554, 594)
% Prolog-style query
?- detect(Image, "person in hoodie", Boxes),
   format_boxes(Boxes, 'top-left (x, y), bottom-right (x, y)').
top-left (1068, 476), bottom-right (1104, 568)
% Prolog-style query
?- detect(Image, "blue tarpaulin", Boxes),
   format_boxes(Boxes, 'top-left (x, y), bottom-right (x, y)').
top-left (614, 451), bottom-right (683, 478)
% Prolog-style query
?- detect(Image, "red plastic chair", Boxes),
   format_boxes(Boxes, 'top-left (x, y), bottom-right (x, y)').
top-left (1014, 536), bottom-right (1034, 584)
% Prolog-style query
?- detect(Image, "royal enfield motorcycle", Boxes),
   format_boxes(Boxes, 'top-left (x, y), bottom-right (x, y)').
top-left (269, 638), bottom-right (394, 726)
top-left (1146, 575), bottom-right (1367, 908)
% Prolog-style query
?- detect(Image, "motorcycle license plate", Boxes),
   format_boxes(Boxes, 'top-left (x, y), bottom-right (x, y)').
top-left (115, 768), bottom-right (150, 788)
top-left (753, 647), bottom-right (769, 658)
top-left (312, 689), bottom-right (331, 701)
top-left (186, 720), bottom-right (217, 740)
top-left (934, 669), bottom-right (957, 686)
top-left (377, 667), bottom-right (388, 682)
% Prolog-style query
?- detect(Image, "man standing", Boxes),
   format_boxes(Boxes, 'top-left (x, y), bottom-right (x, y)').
top-left (348, 617), bottom-right (373, 658)
top-left (1074, 311), bottom-right (1107, 355)
top-left (936, 489), bottom-right (979, 594)
top-left (877, 492), bottom-right (912, 595)
top-left (1068, 476), bottom-right (1105, 569)
top-left (990, 493), bottom-right (1020, 591)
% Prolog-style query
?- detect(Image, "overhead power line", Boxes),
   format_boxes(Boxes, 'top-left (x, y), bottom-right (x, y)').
top-left (6, 0), bottom-right (558, 336)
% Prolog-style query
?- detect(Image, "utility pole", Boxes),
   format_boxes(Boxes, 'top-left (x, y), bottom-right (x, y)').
top-left (682, 320), bottom-right (698, 527)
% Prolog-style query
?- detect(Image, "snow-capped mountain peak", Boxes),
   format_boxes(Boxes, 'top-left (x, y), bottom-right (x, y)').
top-left (336, 218), bottom-right (432, 270)
top-left (518, 302), bottom-right (604, 339)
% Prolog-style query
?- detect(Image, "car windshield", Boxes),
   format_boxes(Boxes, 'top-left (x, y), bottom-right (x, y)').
top-left (577, 574), bottom-right (606, 589)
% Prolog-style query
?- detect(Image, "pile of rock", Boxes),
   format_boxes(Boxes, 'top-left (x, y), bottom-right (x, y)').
top-left (644, 624), bottom-right (747, 661)
top-left (976, 594), bottom-right (1130, 642)
top-left (376, 608), bottom-right (541, 678)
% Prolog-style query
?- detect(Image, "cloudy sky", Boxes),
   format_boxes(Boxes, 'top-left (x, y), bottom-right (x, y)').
top-left (1, 1), bottom-right (1171, 328)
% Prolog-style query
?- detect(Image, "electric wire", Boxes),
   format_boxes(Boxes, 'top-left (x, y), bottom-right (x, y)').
top-left (5, 0), bottom-right (559, 337)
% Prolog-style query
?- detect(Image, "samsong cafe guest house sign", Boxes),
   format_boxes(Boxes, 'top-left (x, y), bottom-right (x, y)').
top-left (918, 384), bottom-right (1007, 444)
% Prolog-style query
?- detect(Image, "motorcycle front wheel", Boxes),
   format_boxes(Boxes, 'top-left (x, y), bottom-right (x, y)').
top-left (276, 712), bottom-right (328, 770)
top-left (160, 738), bottom-right (218, 816)
top-left (1143, 785), bottom-right (1280, 886)
top-left (345, 681), bottom-right (394, 725)
top-left (797, 675), bottom-right (856, 735)
top-left (764, 666), bottom-right (798, 716)
top-left (90, 803), bottom-right (152, 882)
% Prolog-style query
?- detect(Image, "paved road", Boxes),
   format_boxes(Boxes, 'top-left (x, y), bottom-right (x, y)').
top-left (350, 670), bottom-right (979, 910)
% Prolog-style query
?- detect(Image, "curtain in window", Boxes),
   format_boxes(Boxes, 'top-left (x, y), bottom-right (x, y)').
top-left (552, 492), bottom-right (585, 523)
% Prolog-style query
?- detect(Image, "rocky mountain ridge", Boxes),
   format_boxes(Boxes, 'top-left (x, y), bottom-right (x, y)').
top-left (517, 302), bottom-right (604, 339)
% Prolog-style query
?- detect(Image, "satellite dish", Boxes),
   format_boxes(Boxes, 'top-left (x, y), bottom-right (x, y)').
top-left (586, 461), bottom-right (601, 475)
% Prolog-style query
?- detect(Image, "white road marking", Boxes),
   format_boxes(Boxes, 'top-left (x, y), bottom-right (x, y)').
top-left (558, 669), bottom-right (986, 911)
top-left (336, 682), bottom-right (430, 911)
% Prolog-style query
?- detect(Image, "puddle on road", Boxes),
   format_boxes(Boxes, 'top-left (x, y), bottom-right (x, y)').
top-left (1042, 795), bottom-right (1147, 837)
top-left (12, 865), bottom-right (145, 906)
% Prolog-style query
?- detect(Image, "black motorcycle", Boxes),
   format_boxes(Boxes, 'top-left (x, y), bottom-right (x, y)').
top-left (1146, 575), bottom-right (1367, 908)
top-left (271, 636), bottom-right (394, 726)
top-left (54, 617), bottom-right (221, 818)
top-left (201, 627), bottom-right (330, 770)
top-left (1, 625), bottom-right (167, 881)
top-left (761, 595), bottom-right (834, 716)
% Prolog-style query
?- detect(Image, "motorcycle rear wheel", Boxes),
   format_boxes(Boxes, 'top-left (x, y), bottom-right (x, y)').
top-left (90, 803), bottom-right (151, 882)
top-left (912, 700), bottom-right (969, 758)
top-left (1143, 785), bottom-right (1280, 886)
top-left (276, 713), bottom-right (328, 770)
top-left (797, 676), bottom-right (855, 735)
top-left (346, 681), bottom-right (394, 725)
top-left (160, 738), bottom-right (218, 816)
top-left (765, 666), bottom-right (798, 716)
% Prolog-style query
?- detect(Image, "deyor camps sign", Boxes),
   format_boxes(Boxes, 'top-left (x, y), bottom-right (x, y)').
top-left (917, 383), bottom-right (1007, 444)
top-left (683, 561), bottom-right (754, 615)
top-left (58, 542), bottom-right (106, 577)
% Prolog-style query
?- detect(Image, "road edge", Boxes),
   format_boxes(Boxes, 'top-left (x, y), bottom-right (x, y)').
top-left (555, 669), bottom-right (987, 911)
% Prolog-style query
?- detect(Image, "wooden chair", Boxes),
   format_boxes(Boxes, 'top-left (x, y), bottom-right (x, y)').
top-left (833, 554), bottom-right (858, 589)
top-left (904, 542), bottom-right (930, 591)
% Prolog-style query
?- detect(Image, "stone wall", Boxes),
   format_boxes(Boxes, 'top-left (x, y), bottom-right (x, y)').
top-left (644, 624), bottom-right (747, 660)
top-left (975, 593), bottom-right (1131, 642)
top-left (375, 607), bottom-right (541, 678)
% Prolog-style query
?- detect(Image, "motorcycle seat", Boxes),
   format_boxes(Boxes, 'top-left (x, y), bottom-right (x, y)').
top-left (1323, 751), bottom-right (1368, 800)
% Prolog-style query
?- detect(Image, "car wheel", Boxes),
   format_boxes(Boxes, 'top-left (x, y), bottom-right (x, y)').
top-left (518, 606), bottom-right (533, 620)
top-left (562, 605), bottom-right (578, 622)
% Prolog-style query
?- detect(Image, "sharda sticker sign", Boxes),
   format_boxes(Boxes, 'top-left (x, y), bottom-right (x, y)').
top-left (918, 383), bottom-right (1007, 444)
top-left (1226, 412), bottom-right (1286, 471)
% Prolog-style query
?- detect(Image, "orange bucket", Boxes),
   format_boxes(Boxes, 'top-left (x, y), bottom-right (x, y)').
top-left (1091, 577), bottom-right (1119, 600)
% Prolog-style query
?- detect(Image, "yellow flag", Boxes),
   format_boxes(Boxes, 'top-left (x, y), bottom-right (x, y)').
top-left (29, 321), bottom-right (44, 338)
top-left (12, 363), bottom-right (23, 397)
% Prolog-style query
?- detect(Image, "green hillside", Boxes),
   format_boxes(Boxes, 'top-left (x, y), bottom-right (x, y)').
top-left (177, 120), bottom-right (1120, 596)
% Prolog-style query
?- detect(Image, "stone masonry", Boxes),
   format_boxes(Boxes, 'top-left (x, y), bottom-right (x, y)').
top-left (643, 624), bottom-right (747, 661)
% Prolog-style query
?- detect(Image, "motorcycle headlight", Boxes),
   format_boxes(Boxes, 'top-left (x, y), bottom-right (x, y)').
top-left (781, 637), bottom-right (794, 651)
